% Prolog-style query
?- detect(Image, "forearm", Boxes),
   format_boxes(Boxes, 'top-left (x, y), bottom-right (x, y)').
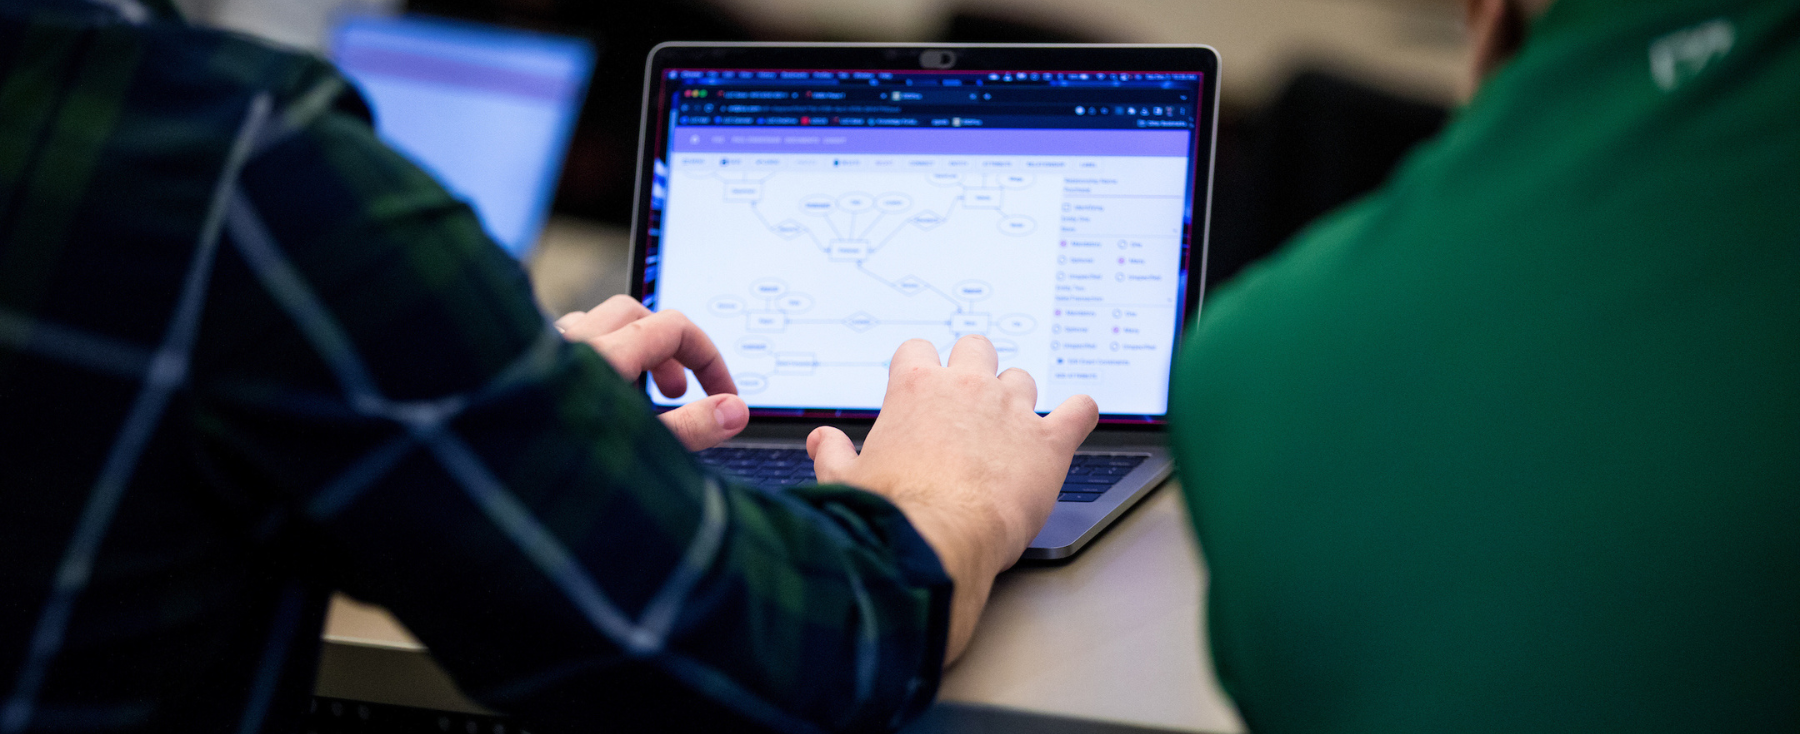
top-left (941, 567), bottom-right (995, 665)
top-left (880, 497), bottom-right (1021, 665)
top-left (225, 112), bottom-right (953, 728)
top-left (307, 354), bottom-right (952, 730)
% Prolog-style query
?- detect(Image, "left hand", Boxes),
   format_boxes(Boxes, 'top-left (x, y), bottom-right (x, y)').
top-left (556, 295), bottom-right (747, 451)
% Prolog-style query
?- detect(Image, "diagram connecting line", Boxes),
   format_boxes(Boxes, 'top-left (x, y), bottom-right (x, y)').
top-left (856, 212), bottom-right (885, 241)
top-left (923, 283), bottom-right (966, 312)
top-left (854, 263), bottom-right (896, 288)
top-left (690, 168), bottom-right (1047, 398)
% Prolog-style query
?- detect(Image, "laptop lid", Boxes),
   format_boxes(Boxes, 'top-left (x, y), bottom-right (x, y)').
top-left (630, 44), bottom-right (1219, 427)
top-left (330, 14), bottom-right (595, 260)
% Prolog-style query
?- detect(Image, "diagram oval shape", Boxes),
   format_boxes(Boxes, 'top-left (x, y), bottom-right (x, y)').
top-left (998, 215), bottom-right (1035, 236)
top-left (991, 339), bottom-right (1020, 359)
top-left (1000, 173), bottom-right (1033, 188)
top-left (777, 293), bottom-right (814, 312)
top-left (708, 296), bottom-right (747, 316)
top-left (875, 193), bottom-right (912, 211)
top-left (837, 192), bottom-right (874, 212)
top-left (749, 278), bottom-right (788, 298)
top-left (737, 337), bottom-right (774, 355)
top-left (800, 194), bottom-right (835, 213)
top-left (953, 280), bottom-right (994, 301)
top-left (927, 172), bottom-right (962, 187)
top-left (998, 314), bottom-right (1036, 334)
top-left (734, 373), bottom-right (769, 394)
top-left (843, 312), bottom-right (879, 332)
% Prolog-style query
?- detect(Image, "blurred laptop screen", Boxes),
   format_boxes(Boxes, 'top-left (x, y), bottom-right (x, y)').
top-left (330, 15), bottom-right (593, 259)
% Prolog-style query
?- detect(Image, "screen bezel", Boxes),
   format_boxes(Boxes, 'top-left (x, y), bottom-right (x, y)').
top-left (628, 42), bottom-right (1221, 429)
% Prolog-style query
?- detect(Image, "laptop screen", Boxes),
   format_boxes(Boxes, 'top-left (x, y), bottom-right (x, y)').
top-left (330, 15), bottom-right (594, 259)
top-left (639, 64), bottom-right (1209, 423)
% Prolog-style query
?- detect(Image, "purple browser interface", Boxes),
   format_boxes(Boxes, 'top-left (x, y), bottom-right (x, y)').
top-left (642, 69), bottom-right (1205, 421)
top-left (668, 127), bottom-right (1192, 157)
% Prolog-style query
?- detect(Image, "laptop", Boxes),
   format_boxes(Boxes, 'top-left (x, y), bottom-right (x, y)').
top-left (628, 43), bottom-right (1221, 559)
top-left (329, 14), bottom-right (595, 260)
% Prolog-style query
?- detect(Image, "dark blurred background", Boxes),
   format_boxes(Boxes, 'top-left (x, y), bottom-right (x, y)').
top-left (174, 0), bottom-right (1462, 305)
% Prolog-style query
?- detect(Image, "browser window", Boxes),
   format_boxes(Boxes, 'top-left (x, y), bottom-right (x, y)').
top-left (641, 69), bottom-right (1205, 420)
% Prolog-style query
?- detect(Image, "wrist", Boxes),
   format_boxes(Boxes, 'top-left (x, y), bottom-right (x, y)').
top-left (891, 497), bottom-right (1004, 583)
top-left (892, 500), bottom-right (998, 664)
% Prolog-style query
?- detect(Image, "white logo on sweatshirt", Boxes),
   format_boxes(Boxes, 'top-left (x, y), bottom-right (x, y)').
top-left (1649, 18), bottom-right (1735, 91)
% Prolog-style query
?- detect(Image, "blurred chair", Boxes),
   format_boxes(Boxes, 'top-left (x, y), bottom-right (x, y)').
top-left (1208, 71), bottom-right (1447, 290)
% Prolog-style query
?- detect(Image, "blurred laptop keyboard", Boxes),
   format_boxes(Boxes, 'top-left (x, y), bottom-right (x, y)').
top-left (695, 448), bottom-right (1146, 502)
top-left (695, 447), bottom-right (816, 489)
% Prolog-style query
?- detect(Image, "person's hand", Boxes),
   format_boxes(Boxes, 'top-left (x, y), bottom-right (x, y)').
top-left (555, 295), bottom-right (747, 451)
top-left (807, 335), bottom-right (1098, 663)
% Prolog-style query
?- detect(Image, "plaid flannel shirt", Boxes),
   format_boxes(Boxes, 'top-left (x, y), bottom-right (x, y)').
top-left (0, 1), bottom-right (950, 732)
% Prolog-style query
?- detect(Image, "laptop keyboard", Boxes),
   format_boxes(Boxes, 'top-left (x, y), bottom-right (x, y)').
top-left (1058, 453), bottom-right (1149, 502)
top-left (695, 447), bottom-right (1147, 502)
top-left (695, 447), bottom-right (817, 489)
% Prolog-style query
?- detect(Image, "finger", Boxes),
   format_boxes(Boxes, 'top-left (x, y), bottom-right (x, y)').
top-left (659, 394), bottom-right (749, 451)
top-left (945, 334), bottom-right (998, 375)
top-left (584, 295), bottom-right (654, 333)
top-left (887, 338), bottom-right (942, 382)
top-left (651, 359), bottom-right (688, 399)
top-left (1042, 394), bottom-right (1101, 453)
top-left (595, 311), bottom-right (736, 395)
top-left (560, 295), bottom-right (651, 342)
top-left (997, 367), bottom-right (1037, 410)
top-left (806, 426), bottom-right (859, 484)
top-left (553, 312), bottom-right (582, 333)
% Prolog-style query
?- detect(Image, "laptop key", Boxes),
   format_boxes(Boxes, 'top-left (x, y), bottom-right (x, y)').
top-left (1058, 492), bottom-right (1104, 503)
top-left (1065, 475), bottom-right (1120, 485)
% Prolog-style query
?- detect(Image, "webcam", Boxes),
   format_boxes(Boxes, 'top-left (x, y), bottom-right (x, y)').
top-left (918, 50), bottom-right (957, 69)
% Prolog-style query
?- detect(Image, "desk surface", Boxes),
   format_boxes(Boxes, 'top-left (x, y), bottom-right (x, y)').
top-left (321, 481), bottom-right (1244, 732)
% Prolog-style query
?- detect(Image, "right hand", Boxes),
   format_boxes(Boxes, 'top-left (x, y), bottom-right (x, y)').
top-left (807, 335), bottom-right (1098, 664)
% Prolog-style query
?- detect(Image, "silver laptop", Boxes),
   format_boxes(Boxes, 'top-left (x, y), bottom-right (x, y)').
top-left (627, 43), bottom-right (1221, 559)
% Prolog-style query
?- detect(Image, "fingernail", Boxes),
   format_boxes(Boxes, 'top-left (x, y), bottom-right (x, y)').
top-left (714, 397), bottom-right (749, 431)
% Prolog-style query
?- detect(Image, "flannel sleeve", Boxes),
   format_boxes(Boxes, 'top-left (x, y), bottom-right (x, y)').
top-left (187, 74), bottom-right (951, 733)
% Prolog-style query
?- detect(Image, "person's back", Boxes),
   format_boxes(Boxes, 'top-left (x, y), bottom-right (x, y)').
top-left (0, 2), bottom-right (1102, 731)
top-left (0, 3), bottom-right (360, 728)
top-left (1171, 0), bottom-right (1798, 730)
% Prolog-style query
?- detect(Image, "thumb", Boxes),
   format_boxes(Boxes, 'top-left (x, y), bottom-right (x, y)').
top-left (1042, 394), bottom-right (1100, 453)
top-left (807, 426), bottom-right (859, 484)
top-left (660, 394), bottom-right (749, 451)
